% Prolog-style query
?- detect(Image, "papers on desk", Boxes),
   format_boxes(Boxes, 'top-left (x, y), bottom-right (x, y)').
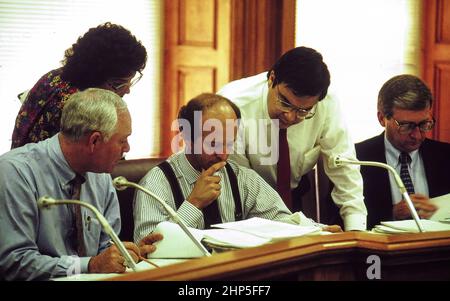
top-left (149, 222), bottom-right (205, 258)
top-left (149, 218), bottom-right (321, 259)
top-left (429, 193), bottom-right (450, 223)
top-left (373, 219), bottom-right (450, 234)
top-left (372, 193), bottom-right (450, 234)
top-left (210, 217), bottom-right (319, 242)
top-left (202, 218), bottom-right (319, 249)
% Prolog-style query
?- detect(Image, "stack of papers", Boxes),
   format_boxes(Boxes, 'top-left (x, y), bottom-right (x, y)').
top-left (148, 218), bottom-right (321, 258)
top-left (372, 193), bottom-right (450, 234)
top-left (373, 219), bottom-right (450, 234)
top-left (429, 193), bottom-right (450, 223)
top-left (205, 217), bottom-right (320, 248)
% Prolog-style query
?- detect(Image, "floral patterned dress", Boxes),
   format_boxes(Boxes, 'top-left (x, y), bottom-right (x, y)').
top-left (11, 68), bottom-right (79, 148)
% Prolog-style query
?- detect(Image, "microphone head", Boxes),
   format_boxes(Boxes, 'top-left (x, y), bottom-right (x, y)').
top-left (37, 196), bottom-right (55, 209)
top-left (328, 155), bottom-right (342, 168)
top-left (112, 176), bottom-right (129, 191)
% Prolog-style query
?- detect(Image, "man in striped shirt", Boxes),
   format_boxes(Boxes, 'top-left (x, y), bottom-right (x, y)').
top-left (133, 93), bottom-right (340, 243)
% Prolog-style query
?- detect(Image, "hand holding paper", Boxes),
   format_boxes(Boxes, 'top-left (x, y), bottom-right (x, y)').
top-left (429, 193), bottom-right (450, 223)
top-left (393, 194), bottom-right (437, 220)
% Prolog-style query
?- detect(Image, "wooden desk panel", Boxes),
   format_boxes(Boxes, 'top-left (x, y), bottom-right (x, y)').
top-left (109, 231), bottom-right (450, 281)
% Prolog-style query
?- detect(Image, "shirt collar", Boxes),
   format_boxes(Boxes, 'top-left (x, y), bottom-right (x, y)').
top-left (178, 152), bottom-right (203, 185)
top-left (47, 134), bottom-right (80, 186)
top-left (384, 133), bottom-right (419, 167)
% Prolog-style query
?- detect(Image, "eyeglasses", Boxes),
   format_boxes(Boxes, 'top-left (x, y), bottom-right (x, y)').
top-left (275, 86), bottom-right (316, 119)
top-left (111, 71), bottom-right (143, 90)
top-left (392, 117), bottom-right (435, 134)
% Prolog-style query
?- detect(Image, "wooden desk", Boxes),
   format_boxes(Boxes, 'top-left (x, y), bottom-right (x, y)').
top-left (109, 231), bottom-right (450, 281)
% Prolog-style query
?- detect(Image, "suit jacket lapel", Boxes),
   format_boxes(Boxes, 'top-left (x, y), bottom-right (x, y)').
top-left (372, 133), bottom-right (393, 220)
top-left (420, 139), bottom-right (439, 196)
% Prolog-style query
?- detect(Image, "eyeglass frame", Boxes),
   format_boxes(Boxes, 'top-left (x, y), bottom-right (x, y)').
top-left (275, 85), bottom-right (316, 119)
top-left (391, 117), bottom-right (435, 134)
top-left (111, 71), bottom-right (143, 91)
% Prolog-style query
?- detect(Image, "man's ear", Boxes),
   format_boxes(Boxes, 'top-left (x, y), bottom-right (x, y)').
top-left (268, 71), bottom-right (275, 87)
top-left (180, 131), bottom-right (194, 154)
top-left (88, 131), bottom-right (103, 152)
top-left (377, 111), bottom-right (386, 127)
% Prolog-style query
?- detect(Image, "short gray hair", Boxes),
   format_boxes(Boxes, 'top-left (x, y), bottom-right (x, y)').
top-left (377, 74), bottom-right (432, 118)
top-left (61, 88), bottom-right (128, 141)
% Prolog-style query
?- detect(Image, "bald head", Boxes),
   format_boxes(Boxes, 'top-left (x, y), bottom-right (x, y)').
top-left (178, 93), bottom-right (240, 142)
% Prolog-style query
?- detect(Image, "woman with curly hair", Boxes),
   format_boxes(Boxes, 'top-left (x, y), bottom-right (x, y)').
top-left (11, 22), bottom-right (147, 148)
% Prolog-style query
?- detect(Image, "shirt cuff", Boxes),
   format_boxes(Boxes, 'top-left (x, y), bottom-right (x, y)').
top-left (343, 213), bottom-right (367, 231)
top-left (80, 257), bottom-right (91, 274)
top-left (178, 200), bottom-right (204, 228)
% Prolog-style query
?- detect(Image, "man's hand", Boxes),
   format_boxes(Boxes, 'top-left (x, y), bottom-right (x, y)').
top-left (88, 242), bottom-right (140, 274)
top-left (138, 233), bottom-right (164, 257)
top-left (322, 225), bottom-right (343, 233)
top-left (187, 161), bottom-right (226, 209)
top-left (393, 193), bottom-right (437, 220)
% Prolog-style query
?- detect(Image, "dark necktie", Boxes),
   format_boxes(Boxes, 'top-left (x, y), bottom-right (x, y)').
top-left (277, 128), bottom-right (292, 209)
top-left (399, 152), bottom-right (415, 195)
top-left (70, 174), bottom-right (86, 256)
top-left (202, 201), bottom-right (221, 229)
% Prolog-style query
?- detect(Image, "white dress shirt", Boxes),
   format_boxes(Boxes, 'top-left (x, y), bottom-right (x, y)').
top-left (218, 72), bottom-right (367, 231)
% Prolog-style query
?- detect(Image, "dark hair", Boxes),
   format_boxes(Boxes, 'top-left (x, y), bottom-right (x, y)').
top-left (378, 74), bottom-right (432, 118)
top-left (268, 46), bottom-right (330, 101)
top-left (178, 93), bottom-right (241, 142)
top-left (61, 22), bottom-right (147, 90)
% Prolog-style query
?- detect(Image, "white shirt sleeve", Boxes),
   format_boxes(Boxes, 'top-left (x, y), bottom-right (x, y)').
top-left (319, 96), bottom-right (367, 230)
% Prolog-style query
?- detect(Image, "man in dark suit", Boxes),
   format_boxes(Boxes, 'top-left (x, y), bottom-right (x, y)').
top-left (356, 74), bottom-right (450, 229)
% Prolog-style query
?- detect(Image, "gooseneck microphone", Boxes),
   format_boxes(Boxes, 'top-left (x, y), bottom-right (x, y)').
top-left (329, 155), bottom-right (424, 232)
top-left (112, 176), bottom-right (211, 257)
top-left (37, 196), bottom-right (139, 271)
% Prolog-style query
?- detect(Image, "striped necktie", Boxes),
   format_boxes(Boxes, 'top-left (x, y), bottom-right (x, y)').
top-left (70, 174), bottom-right (87, 256)
top-left (399, 152), bottom-right (415, 195)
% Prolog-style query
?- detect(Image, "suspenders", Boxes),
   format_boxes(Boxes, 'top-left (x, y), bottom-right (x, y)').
top-left (157, 161), bottom-right (243, 228)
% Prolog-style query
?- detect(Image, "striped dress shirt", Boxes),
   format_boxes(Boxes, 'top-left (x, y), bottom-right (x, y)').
top-left (133, 151), bottom-right (292, 243)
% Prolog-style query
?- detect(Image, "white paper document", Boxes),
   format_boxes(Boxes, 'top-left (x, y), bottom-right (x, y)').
top-left (373, 219), bottom-right (450, 234)
top-left (148, 218), bottom-right (321, 258)
top-left (429, 193), bottom-right (450, 223)
top-left (202, 217), bottom-right (320, 249)
top-left (149, 221), bottom-right (205, 259)
top-left (201, 228), bottom-right (271, 248)
top-left (211, 217), bottom-right (320, 240)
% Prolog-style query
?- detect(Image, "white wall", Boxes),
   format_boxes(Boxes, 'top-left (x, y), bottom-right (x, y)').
top-left (296, 0), bottom-right (421, 143)
top-left (0, 0), bottom-right (162, 158)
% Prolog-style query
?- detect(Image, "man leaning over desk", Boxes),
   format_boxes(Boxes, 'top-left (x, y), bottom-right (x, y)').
top-left (217, 46), bottom-right (367, 231)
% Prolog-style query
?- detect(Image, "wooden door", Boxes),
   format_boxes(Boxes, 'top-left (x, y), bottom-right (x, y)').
top-left (423, 0), bottom-right (450, 142)
top-left (229, 0), bottom-right (295, 80)
top-left (162, 0), bottom-right (231, 156)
